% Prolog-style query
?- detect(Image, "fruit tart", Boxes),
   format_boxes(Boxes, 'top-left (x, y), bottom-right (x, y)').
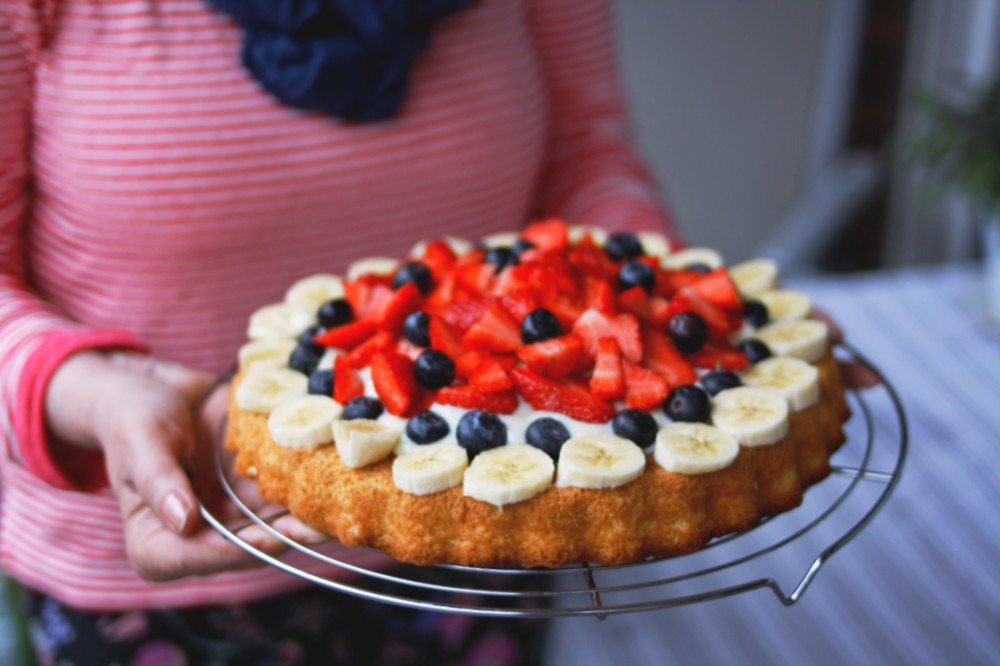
top-left (226, 220), bottom-right (850, 567)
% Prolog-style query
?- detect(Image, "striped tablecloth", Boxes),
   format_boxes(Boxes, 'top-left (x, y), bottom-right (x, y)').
top-left (545, 262), bottom-right (1000, 665)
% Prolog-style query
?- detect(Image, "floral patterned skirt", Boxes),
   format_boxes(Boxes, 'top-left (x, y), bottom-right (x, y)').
top-left (21, 580), bottom-right (549, 666)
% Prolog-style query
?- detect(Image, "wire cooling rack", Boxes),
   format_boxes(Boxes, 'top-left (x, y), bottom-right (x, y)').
top-left (197, 344), bottom-right (906, 619)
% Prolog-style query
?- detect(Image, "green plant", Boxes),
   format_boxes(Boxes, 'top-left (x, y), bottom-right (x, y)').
top-left (901, 78), bottom-right (1000, 212)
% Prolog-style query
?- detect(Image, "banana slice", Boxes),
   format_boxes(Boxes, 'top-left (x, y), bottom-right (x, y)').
top-left (268, 394), bottom-right (342, 448)
top-left (238, 338), bottom-right (297, 372)
top-left (637, 231), bottom-right (672, 258)
top-left (755, 319), bottom-right (829, 363)
top-left (710, 386), bottom-right (789, 447)
top-left (284, 274), bottom-right (345, 311)
top-left (556, 434), bottom-right (646, 489)
top-left (393, 443), bottom-right (469, 495)
top-left (247, 302), bottom-right (316, 340)
top-left (654, 422), bottom-right (739, 474)
top-left (346, 257), bottom-right (398, 281)
top-left (235, 367), bottom-right (309, 414)
top-left (332, 419), bottom-right (400, 468)
top-left (758, 289), bottom-right (812, 322)
top-left (741, 357), bottom-right (820, 411)
top-left (463, 443), bottom-right (554, 507)
top-left (568, 225), bottom-right (609, 247)
top-left (729, 258), bottom-right (779, 297)
top-left (660, 247), bottom-right (724, 270)
top-left (480, 231), bottom-right (520, 248)
top-left (409, 236), bottom-right (472, 258)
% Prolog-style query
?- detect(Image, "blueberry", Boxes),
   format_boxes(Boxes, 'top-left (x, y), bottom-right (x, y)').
top-left (685, 262), bottom-right (713, 274)
top-left (617, 260), bottom-right (655, 293)
top-left (521, 309), bottom-right (562, 344)
top-left (392, 261), bottom-right (433, 294)
top-left (456, 410), bottom-right (507, 458)
top-left (342, 396), bottom-right (385, 420)
top-left (413, 350), bottom-right (456, 389)
top-left (525, 417), bottom-right (571, 460)
top-left (298, 324), bottom-right (324, 348)
top-left (605, 231), bottom-right (645, 261)
top-left (667, 312), bottom-right (709, 354)
top-left (289, 342), bottom-right (323, 375)
top-left (512, 238), bottom-right (536, 255)
top-left (663, 384), bottom-right (711, 423)
top-left (743, 300), bottom-right (769, 328)
top-left (317, 298), bottom-right (353, 328)
top-left (484, 247), bottom-right (519, 273)
top-left (700, 370), bottom-right (742, 396)
top-left (307, 369), bottom-right (333, 396)
top-left (738, 338), bottom-right (772, 364)
top-left (612, 409), bottom-right (659, 448)
top-left (406, 411), bottom-right (450, 444)
top-left (403, 311), bottom-right (431, 347)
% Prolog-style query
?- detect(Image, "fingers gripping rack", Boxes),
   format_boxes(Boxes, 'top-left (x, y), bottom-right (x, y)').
top-left (198, 344), bottom-right (906, 619)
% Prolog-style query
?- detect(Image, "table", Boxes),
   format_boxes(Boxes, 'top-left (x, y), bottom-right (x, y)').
top-left (544, 262), bottom-right (1000, 665)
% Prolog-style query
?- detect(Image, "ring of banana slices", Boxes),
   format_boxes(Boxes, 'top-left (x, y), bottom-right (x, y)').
top-left (226, 222), bottom-right (851, 567)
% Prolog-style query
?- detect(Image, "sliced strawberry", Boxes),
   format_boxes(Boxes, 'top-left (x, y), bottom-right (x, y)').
top-left (442, 294), bottom-right (493, 333)
top-left (640, 328), bottom-right (698, 388)
top-left (314, 320), bottom-right (378, 350)
top-left (469, 357), bottom-right (514, 392)
top-left (569, 235), bottom-right (614, 279)
top-left (423, 270), bottom-right (456, 315)
top-left (622, 361), bottom-right (670, 410)
top-left (670, 288), bottom-right (731, 338)
top-left (463, 303), bottom-right (522, 353)
top-left (343, 329), bottom-right (395, 368)
top-left (510, 367), bottom-right (616, 424)
top-left (499, 289), bottom-right (540, 323)
top-left (654, 267), bottom-right (704, 298)
top-left (454, 262), bottom-right (495, 295)
top-left (437, 385), bottom-right (519, 415)
top-left (583, 277), bottom-right (617, 314)
top-left (420, 239), bottom-right (457, 279)
top-left (396, 339), bottom-right (425, 361)
top-left (344, 274), bottom-right (393, 318)
top-left (453, 350), bottom-right (485, 379)
top-left (688, 342), bottom-right (749, 372)
top-left (572, 309), bottom-right (643, 364)
top-left (616, 286), bottom-right (670, 328)
top-left (370, 351), bottom-right (418, 416)
top-left (688, 268), bottom-right (743, 312)
top-left (589, 337), bottom-right (624, 401)
top-left (333, 354), bottom-right (365, 404)
top-left (538, 293), bottom-right (585, 332)
top-left (428, 316), bottom-right (464, 357)
top-left (371, 281), bottom-right (423, 333)
top-left (516, 333), bottom-right (585, 379)
top-left (521, 218), bottom-right (569, 251)
top-left (455, 247), bottom-right (487, 267)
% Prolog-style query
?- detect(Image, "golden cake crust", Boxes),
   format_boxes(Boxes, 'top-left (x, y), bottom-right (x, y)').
top-left (225, 353), bottom-right (849, 568)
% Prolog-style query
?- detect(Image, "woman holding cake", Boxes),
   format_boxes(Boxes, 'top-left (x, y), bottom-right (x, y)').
top-left (0, 0), bottom-right (685, 662)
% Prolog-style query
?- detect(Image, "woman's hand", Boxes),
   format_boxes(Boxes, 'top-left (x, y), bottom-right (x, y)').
top-left (46, 351), bottom-right (326, 582)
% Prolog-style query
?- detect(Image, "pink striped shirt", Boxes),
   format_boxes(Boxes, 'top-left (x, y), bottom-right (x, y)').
top-left (0, 0), bottom-right (676, 610)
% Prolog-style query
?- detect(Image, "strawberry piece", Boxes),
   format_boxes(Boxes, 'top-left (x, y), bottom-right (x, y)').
top-left (333, 354), bottom-right (365, 404)
top-left (455, 247), bottom-right (487, 266)
top-left (370, 352), bottom-right (418, 416)
top-left (314, 320), bottom-right (378, 350)
top-left (343, 329), bottom-right (394, 368)
top-left (688, 342), bottom-right (749, 372)
top-left (521, 218), bottom-right (569, 251)
top-left (455, 262), bottom-right (495, 295)
top-left (499, 289), bottom-right (540, 323)
top-left (510, 367), bottom-right (616, 424)
top-left (670, 288), bottom-right (731, 338)
top-left (463, 303), bottom-right (522, 353)
top-left (395, 339), bottom-right (425, 361)
top-left (640, 328), bottom-right (698, 388)
top-left (616, 286), bottom-right (670, 328)
top-left (437, 385), bottom-right (519, 415)
top-left (429, 316), bottom-right (464, 357)
top-left (583, 277), bottom-right (617, 314)
top-left (589, 337), bottom-right (624, 401)
top-left (688, 268), bottom-right (743, 312)
top-left (443, 294), bottom-right (493, 333)
top-left (453, 350), bottom-right (486, 379)
top-left (344, 274), bottom-right (393, 318)
top-left (423, 270), bottom-right (456, 315)
top-left (469, 357), bottom-right (514, 392)
top-left (372, 281), bottom-right (423, 333)
top-left (572, 309), bottom-right (643, 364)
top-left (420, 239), bottom-right (457, 280)
top-left (569, 236), bottom-right (614, 279)
top-left (516, 333), bottom-right (585, 379)
top-left (654, 268), bottom-right (704, 298)
top-left (623, 361), bottom-right (670, 410)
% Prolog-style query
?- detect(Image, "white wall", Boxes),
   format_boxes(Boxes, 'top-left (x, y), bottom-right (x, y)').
top-left (614, 1), bottom-right (862, 264)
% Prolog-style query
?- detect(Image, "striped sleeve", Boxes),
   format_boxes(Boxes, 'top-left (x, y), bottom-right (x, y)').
top-left (527, 0), bottom-right (681, 243)
top-left (0, 6), bottom-right (145, 490)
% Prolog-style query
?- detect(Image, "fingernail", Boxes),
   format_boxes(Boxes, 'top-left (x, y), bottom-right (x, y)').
top-left (162, 491), bottom-right (191, 534)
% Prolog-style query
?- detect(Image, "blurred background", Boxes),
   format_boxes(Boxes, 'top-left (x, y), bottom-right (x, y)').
top-left (616, 0), bottom-right (998, 276)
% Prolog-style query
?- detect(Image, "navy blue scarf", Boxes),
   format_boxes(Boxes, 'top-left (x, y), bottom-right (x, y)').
top-left (206, 0), bottom-right (477, 121)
